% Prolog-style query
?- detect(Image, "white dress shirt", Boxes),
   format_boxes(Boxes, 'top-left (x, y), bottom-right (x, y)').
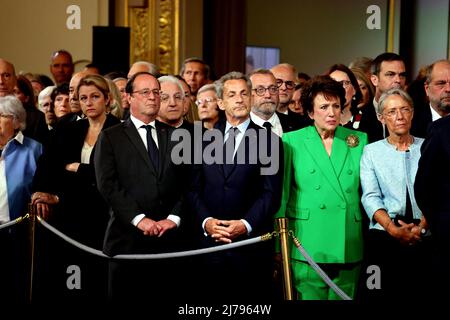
top-left (250, 111), bottom-right (284, 137)
top-left (430, 103), bottom-right (443, 122)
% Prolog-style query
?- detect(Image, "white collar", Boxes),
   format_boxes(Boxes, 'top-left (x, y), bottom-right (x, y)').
top-left (250, 111), bottom-right (280, 127)
top-left (225, 117), bottom-right (250, 134)
top-left (429, 103), bottom-right (443, 122)
top-left (130, 114), bottom-right (156, 129)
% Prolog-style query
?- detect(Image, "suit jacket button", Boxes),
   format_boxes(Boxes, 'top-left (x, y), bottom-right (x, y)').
top-left (340, 203), bottom-right (347, 209)
top-left (315, 185), bottom-right (321, 190)
top-left (310, 169), bottom-right (316, 174)
top-left (319, 204), bottom-right (325, 209)
top-left (347, 169), bottom-right (353, 175)
top-left (345, 188), bottom-right (351, 193)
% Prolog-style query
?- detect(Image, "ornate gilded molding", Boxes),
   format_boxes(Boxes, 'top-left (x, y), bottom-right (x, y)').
top-left (128, 0), bottom-right (180, 74)
top-left (130, 7), bottom-right (150, 63)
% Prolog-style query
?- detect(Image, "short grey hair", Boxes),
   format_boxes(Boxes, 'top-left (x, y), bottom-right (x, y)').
top-left (197, 83), bottom-right (216, 96)
top-left (0, 95), bottom-right (27, 131)
top-left (38, 85), bottom-right (56, 111)
top-left (215, 71), bottom-right (252, 99)
top-left (247, 68), bottom-right (275, 78)
top-left (158, 75), bottom-right (185, 94)
top-left (378, 88), bottom-right (414, 114)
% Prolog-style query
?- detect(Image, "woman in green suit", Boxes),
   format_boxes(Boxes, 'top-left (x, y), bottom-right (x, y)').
top-left (276, 75), bottom-right (368, 300)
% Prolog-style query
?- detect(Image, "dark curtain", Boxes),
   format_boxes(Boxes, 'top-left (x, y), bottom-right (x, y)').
top-left (203, 0), bottom-right (247, 80)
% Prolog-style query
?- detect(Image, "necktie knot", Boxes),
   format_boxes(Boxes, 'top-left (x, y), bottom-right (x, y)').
top-left (263, 121), bottom-right (272, 130)
top-left (228, 127), bottom-right (238, 136)
top-left (142, 124), bottom-right (154, 132)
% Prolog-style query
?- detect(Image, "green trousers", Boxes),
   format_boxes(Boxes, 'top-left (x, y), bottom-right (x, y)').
top-left (291, 259), bottom-right (361, 300)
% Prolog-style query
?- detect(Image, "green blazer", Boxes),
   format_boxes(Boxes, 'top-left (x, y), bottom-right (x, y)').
top-left (276, 125), bottom-right (368, 264)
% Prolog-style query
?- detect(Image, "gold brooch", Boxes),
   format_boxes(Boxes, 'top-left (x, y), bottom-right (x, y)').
top-left (346, 134), bottom-right (359, 148)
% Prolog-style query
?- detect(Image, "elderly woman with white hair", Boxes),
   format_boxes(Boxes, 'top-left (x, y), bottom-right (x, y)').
top-left (0, 95), bottom-right (42, 223)
top-left (0, 95), bottom-right (42, 302)
top-left (360, 88), bottom-right (430, 301)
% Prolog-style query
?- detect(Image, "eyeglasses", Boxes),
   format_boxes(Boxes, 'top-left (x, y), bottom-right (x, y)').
top-left (132, 88), bottom-right (160, 98)
top-left (276, 79), bottom-right (295, 90)
top-left (252, 85), bottom-right (279, 96)
top-left (0, 113), bottom-right (14, 120)
top-left (337, 80), bottom-right (352, 88)
top-left (160, 93), bottom-right (184, 104)
top-left (431, 80), bottom-right (450, 89)
top-left (382, 107), bottom-right (413, 119)
top-left (195, 97), bottom-right (217, 106)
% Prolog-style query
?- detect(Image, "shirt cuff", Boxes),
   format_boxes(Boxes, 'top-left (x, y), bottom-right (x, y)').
top-left (131, 214), bottom-right (146, 227)
top-left (167, 214), bottom-right (181, 228)
top-left (240, 219), bottom-right (252, 235)
top-left (202, 217), bottom-right (213, 237)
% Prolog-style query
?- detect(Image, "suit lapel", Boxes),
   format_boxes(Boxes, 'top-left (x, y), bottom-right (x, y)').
top-left (330, 126), bottom-right (349, 179)
top-left (123, 119), bottom-right (157, 174)
top-left (303, 126), bottom-right (345, 201)
top-left (155, 120), bottom-right (169, 176)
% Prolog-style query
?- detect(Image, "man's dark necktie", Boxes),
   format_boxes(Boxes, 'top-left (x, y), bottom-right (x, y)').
top-left (142, 125), bottom-right (159, 171)
top-left (263, 121), bottom-right (272, 156)
top-left (223, 127), bottom-right (238, 175)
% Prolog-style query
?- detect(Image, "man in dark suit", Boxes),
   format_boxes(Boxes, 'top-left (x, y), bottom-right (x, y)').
top-left (411, 59), bottom-right (450, 138)
top-left (94, 71), bottom-right (189, 303)
top-left (415, 115), bottom-right (450, 299)
top-left (188, 71), bottom-right (283, 301)
top-left (359, 52), bottom-right (407, 142)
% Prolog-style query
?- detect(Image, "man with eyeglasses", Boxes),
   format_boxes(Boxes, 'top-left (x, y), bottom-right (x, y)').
top-left (270, 63), bottom-right (309, 132)
top-left (359, 52), bottom-right (407, 142)
top-left (196, 83), bottom-right (221, 130)
top-left (157, 75), bottom-right (192, 131)
top-left (249, 69), bottom-right (284, 137)
top-left (411, 59), bottom-right (450, 138)
top-left (94, 71), bottom-right (190, 303)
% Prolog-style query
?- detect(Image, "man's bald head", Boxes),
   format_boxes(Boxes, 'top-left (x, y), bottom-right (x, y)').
top-left (0, 58), bottom-right (17, 97)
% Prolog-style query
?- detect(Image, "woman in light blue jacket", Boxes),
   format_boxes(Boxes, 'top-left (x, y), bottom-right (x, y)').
top-left (360, 88), bottom-right (430, 301)
top-left (0, 95), bottom-right (42, 303)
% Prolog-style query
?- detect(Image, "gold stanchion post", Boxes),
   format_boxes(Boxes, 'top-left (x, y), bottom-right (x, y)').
top-left (28, 203), bottom-right (36, 303)
top-left (276, 217), bottom-right (294, 300)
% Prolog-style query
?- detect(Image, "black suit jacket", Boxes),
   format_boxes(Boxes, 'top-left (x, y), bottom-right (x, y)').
top-left (95, 118), bottom-right (188, 256)
top-left (276, 110), bottom-right (310, 133)
top-left (410, 103), bottom-right (433, 138)
top-left (51, 114), bottom-right (121, 248)
top-left (415, 115), bottom-right (450, 245)
top-left (358, 101), bottom-right (386, 143)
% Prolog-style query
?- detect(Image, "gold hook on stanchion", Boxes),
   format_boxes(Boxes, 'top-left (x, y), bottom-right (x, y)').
top-left (276, 217), bottom-right (294, 300)
top-left (28, 203), bottom-right (36, 303)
